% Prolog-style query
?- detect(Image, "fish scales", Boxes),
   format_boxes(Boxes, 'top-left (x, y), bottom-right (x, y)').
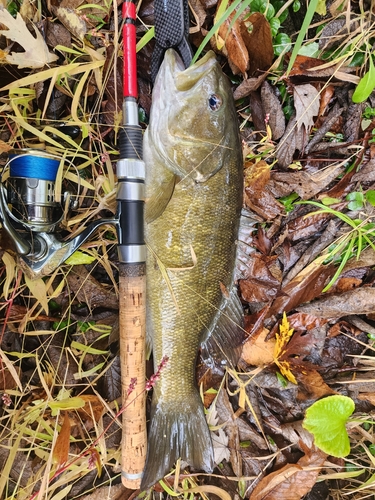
top-left (141, 49), bottom-right (243, 490)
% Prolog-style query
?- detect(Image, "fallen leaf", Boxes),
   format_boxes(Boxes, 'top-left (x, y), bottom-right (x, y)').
top-left (233, 73), bottom-right (267, 100)
top-left (0, 139), bottom-right (12, 154)
top-left (0, 7), bottom-right (58, 68)
top-left (52, 6), bottom-right (87, 40)
top-left (276, 114), bottom-right (305, 169)
top-left (268, 162), bottom-right (345, 200)
top-left (261, 81), bottom-right (285, 140)
top-left (218, 13), bottom-right (249, 74)
top-left (294, 84), bottom-right (320, 133)
top-left (66, 265), bottom-right (118, 310)
top-left (250, 445), bottom-right (327, 500)
top-left (274, 313), bottom-right (297, 384)
top-left (241, 328), bottom-right (275, 366)
top-left (268, 261), bottom-right (334, 317)
top-left (53, 411), bottom-right (71, 467)
top-left (76, 394), bottom-right (104, 425)
top-left (297, 287), bottom-right (375, 318)
top-left (297, 369), bottom-right (336, 400)
top-left (239, 253), bottom-right (281, 303)
top-left (244, 160), bottom-right (284, 220)
top-left (242, 13), bottom-right (274, 75)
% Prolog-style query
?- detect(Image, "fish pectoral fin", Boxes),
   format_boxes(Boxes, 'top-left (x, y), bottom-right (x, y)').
top-left (141, 395), bottom-right (214, 490)
top-left (201, 287), bottom-right (245, 369)
top-left (145, 171), bottom-right (177, 223)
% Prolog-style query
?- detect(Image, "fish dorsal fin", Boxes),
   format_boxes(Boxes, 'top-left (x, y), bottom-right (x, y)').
top-left (201, 286), bottom-right (245, 369)
top-left (145, 170), bottom-right (177, 223)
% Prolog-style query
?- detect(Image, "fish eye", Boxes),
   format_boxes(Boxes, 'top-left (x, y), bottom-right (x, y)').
top-left (208, 94), bottom-right (222, 111)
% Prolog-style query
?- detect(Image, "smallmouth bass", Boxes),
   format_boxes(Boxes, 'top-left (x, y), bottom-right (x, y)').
top-left (141, 49), bottom-right (243, 490)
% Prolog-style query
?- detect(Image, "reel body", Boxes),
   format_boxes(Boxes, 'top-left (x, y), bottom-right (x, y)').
top-left (0, 149), bottom-right (114, 277)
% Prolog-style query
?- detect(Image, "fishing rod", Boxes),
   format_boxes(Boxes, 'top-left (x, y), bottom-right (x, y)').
top-left (0, 1), bottom-right (146, 489)
top-left (117, 0), bottom-right (147, 490)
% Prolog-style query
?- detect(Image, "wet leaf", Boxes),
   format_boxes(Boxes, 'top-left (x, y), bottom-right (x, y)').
top-left (218, 13), bottom-right (249, 74)
top-left (250, 445), bottom-right (327, 500)
top-left (53, 411), bottom-right (71, 467)
top-left (0, 7), bottom-right (58, 68)
top-left (52, 6), bottom-right (87, 40)
top-left (239, 253), bottom-right (281, 303)
top-left (242, 13), bottom-right (273, 75)
top-left (297, 287), bottom-right (375, 318)
top-left (261, 81), bottom-right (285, 140)
top-left (303, 395), bottom-right (355, 457)
top-left (274, 313), bottom-right (297, 384)
top-left (294, 84), bottom-right (320, 133)
top-left (65, 251), bottom-right (96, 265)
top-left (66, 265), bottom-right (118, 310)
top-left (241, 328), bottom-right (275, 366)
top-left (244, 160), bottom-right (284, 220)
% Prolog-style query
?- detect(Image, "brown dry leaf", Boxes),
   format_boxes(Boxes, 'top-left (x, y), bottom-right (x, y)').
top-left (297, 369), bottom-right (336, 400)
top-left (76, 394), bottom-right (104, 424)
top-left (268, 162), bottom-right (345, 200)
top-left (53, 411), bottom-right (71, 467)
top-left (218, 14), bottom-right (249, 74)
top-left (294, 84), bottom-right (320, 133)
top-left (261, 81), bottom-right (285, 140)
top-left (233, 73), bottom-right (267, 100)
top-left (239, 253), bottom-right (281, 303)
top-left (242, 12), bottom-right (273, 75)
top-left (250, 445), bottom-right (327, 500)
top-left (0, 365), bottom-right (21, 390)
top-left (268, 262), bottom-right (334, 317)
top-left (244, 160), bottom-right (284, 220)
top-left (276, 114), bottom-right (305, 169)
top-left (0, 7), bottom-right (58, 68)
top-left (287, 54), bottom-right (357, 83)
top-left (0, 139), bottom-right (11, 154)
top-left (241, 328), bottom-right (275, 366)
top-left (67, 265), bottom-right (118, 310)
top-left (297, 287), bottom-right (375, 318)
top-left (52, 6), bottom-right (87, 40)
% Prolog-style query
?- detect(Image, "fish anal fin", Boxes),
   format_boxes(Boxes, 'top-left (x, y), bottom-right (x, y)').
top-left (201, 287), bottom-right (245, 370)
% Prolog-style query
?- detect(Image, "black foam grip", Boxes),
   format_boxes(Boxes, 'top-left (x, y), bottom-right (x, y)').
top-left (119, 125), bottom-right (143, 160)
top-left (117, 200), bottom-right (144, 245)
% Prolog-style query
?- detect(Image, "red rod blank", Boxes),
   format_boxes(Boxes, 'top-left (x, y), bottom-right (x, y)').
top-left (123, 1), bottom-right (138, 99)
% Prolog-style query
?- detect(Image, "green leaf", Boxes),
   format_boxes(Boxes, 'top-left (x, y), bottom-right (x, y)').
top-left (366, 190), bottom-right (375, 206)
top-left (293, 0), bottom-right (301, 12)
top-left (298, 42), bottom-right (320, 58)
top-left (269, 17), bottom-right (280, 37)
top-left (316, 0), bottom-right (326, 15)
top-left (352, 56), bottom-right (375, 103)
top-left (65, 250), bottom-right (96, 265)
top-left (321, 196), bottom-right (340, 205)
top-left (274, 32), bottom-right (291, 56)
top-left (346, 191), bottom-right (364, 211)
top-left (303, 395), bottom-right (355, 457)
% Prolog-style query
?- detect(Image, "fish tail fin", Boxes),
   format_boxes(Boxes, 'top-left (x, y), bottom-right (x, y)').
top-left (140, 393), bottom-right (214, 490)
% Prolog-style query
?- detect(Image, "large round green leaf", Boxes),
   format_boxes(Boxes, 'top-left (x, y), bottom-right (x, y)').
top-left (303, 395), bottom-right (355, 457)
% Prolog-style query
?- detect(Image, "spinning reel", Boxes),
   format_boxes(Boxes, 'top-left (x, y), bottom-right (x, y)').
top-left (0, 149), bottom-right (115, 277)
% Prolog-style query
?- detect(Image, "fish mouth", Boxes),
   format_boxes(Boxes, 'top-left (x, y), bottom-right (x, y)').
top-left (163, 50), bottom-right (218, 91)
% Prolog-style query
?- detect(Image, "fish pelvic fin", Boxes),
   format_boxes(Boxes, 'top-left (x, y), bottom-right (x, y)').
top-left (140, 393), bottom-right (214, 490)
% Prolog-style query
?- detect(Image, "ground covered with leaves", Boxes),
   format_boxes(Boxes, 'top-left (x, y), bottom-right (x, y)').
top-left (1, 0), bottom-right (375, 498)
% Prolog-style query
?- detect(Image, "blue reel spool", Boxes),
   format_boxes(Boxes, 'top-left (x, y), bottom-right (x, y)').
top-left (6, 149), bottom-right (63, 231)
